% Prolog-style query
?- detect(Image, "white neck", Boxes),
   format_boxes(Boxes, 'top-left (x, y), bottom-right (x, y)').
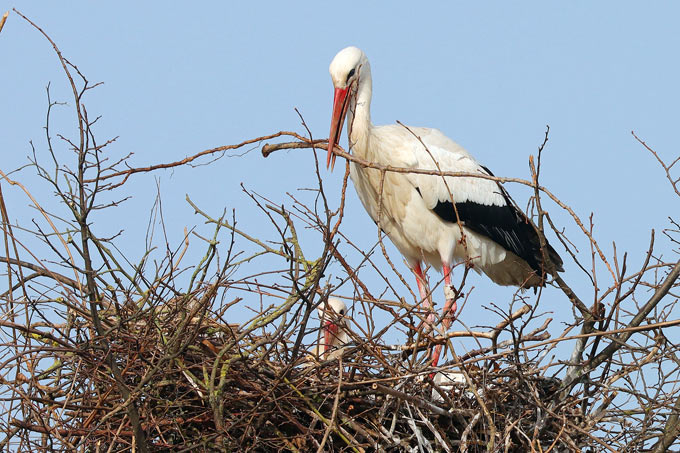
top-left (334, 329), bottom-right (350, 346)
top-left (347, 62), bottom-right (373, 156)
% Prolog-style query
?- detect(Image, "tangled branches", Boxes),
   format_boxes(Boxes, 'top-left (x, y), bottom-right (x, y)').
top-left (1, 11), bottom-right (679, 452)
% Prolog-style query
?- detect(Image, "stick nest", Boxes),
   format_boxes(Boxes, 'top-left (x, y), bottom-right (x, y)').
top-left (15, 296), bottom-right (586, 452)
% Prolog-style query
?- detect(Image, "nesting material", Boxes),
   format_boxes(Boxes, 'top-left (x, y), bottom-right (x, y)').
top-left (15, 300), bottom-right (586, 452)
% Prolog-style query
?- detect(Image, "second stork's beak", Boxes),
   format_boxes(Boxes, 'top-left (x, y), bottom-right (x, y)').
top-left (323, 320), bottom-right (339, 354)
top-left (327, 86), bottom-right (350, 171)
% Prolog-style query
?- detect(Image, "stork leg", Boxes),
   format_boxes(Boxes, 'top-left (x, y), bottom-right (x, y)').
top-left (441, 263), bottom-right (458, 329)
top-left (412, 261), bottom-right (435, 326)
top-left (430, 263), bottom-right (459, 370)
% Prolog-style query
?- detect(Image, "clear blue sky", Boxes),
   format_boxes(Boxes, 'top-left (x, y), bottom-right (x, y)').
top-left (1, 3), bottom-right (678, 351)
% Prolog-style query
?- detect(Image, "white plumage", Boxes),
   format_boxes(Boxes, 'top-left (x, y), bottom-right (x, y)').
top-left (431, 370), bottom-right (467, 402)
top-left (326, 46), bottom-right (563, 367)
top-left (348, 125), bottom-right (527, 284)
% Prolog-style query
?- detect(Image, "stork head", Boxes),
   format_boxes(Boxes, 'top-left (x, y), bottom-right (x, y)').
top-left (327, 46), bottom-right (367, 170)
top-left (318, 296), bottom-right (347, 355)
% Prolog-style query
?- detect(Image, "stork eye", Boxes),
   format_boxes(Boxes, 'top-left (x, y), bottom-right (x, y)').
top-left (339, 309), bottom-right (345, 315)
top-left (346, 68), bottom-right (355, 81)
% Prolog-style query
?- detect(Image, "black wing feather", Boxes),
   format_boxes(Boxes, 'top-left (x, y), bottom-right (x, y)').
top-left (416, 165), bottom-right (563, 274)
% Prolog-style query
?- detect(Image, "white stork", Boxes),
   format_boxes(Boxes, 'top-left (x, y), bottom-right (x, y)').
top-left (316, 296), bottom-right (350, 360)
top-left (326, 46), bottom-right (563, 367)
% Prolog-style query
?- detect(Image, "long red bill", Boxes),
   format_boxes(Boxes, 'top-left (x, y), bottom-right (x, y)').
top-left (327, 86), bottom-right (350, 171)
top-left (323, 320), bottom-right (339, 354)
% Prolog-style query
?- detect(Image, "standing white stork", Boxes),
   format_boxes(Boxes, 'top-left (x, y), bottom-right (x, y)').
top-left (326, 46), bottom-right (563, 367)
top-left (316, 297), bottom-right (350, 360)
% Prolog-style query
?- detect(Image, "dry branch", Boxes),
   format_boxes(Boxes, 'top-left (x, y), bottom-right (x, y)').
top-left (1, 12), bottom-right (679, 453)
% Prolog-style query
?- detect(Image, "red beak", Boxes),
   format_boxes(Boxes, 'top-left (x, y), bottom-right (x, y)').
top-left (328, 86), bottom-right (350, 171)
top-left (323, 320), bottom-right (339, 354)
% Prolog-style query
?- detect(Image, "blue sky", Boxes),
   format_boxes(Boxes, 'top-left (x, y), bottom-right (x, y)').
top-left (1, 3), bottom-right (678, 354)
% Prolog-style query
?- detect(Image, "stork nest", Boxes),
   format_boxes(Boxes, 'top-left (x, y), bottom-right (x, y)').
top-left (12, 297), bottom-right (590, 453)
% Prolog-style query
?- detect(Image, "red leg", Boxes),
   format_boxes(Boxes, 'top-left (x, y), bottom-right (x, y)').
top-left (430, 263), bottom-right (459, 371)
top-left (412, 261), bottom-right (435, 326)
top-left (412, 262), bottom-right (428, 305)
top-left (441, 263), bottom-right (458, 329)
top-left (430, 345), bottom-right (444, 372)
